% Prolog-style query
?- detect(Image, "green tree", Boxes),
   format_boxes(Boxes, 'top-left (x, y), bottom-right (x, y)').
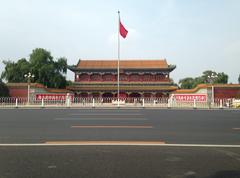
top-left (202, 70), bottom-right (228, 84)
top-left (179, 77), bottom-right (195, 89)
top-left (201, 70), bottom-right (218, 83)
top-left (0, 79), bottom-right (9, 97)
top-left (1, 48), bottom-right (68, 88)
top-left (193, 76), bottom-right (205, 87)
top-left (238, 74), bottom-right (240, 84)
top-left (215, 72), bottom-right (228, 84)
top-left (1, 58), bottom-right (30, 83)
top-left (179, 70), bottom-right (229, 89)
top-left (29, 48), bottom-right (67, 88)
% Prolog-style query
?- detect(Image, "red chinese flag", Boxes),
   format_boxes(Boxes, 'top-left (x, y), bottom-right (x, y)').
top-left (119, 21), bottom-right (128, 38)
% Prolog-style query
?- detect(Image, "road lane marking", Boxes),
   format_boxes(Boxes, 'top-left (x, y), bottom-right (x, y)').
top-left (55, 118), bottom-right (146, 121)
top-left (71, 125), bottom-right (153, 129)
top-left (69, 113), bottom-right (143, 116)
top-left (0, 143), bottom-right (240, 147)
top-left (233, 128), bottom-right (240, 130)
top-left (45, 141), bottom-right (165, 145)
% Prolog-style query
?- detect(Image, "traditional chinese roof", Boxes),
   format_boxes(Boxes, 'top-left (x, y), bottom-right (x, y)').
top-left (7, 83), bottom-right (46, 88)
top-left (6, 83), bottom-right (72, 93)
top-left (68, 59), bottom-right (176, 72)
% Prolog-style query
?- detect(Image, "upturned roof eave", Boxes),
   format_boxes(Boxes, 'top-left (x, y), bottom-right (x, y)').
top-left (67, 66), bottom-right (176, 72)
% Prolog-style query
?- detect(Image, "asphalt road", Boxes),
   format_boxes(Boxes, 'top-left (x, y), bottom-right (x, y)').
top-left (0, 109), bottom-right (239, 144)
top-left (1, 146), bottom-right (240, 178)
top-left (0, 108), bottom-right (240, 178)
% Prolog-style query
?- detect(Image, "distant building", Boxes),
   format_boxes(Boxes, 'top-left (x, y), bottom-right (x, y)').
top-left (7, 83), bottom-right (72, 99)
top-left (172, 84), bottom-right (240, 102)
top-left (7, 59), bottom-right (240, 100)
top-left (67, 59), bottom-right (177, 98)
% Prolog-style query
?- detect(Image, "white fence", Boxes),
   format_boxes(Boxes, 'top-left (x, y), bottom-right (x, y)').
top-left (0, 97), bottom-right (238, 109)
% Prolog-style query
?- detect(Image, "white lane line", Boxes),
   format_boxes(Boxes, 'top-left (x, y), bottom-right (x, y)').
top-left (71, 125), bottom-right (153, 129)
top-left (0, 143), bottom-right (240, 148)
top-left (70, 114), bottom-right (143, 116)
top-left (55, 118), bottom-right (146, 121)
top-left (45, 141), bottom-right (164, 144)
top-left (233, 128), bottom-right (240, 130)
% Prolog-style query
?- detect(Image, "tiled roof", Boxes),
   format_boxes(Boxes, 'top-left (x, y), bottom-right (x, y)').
top-left (6, 83), bottom-right (72, 93)
top-left (7, 83), bottom-right (45, 88)
top-left (76, 59), bottom-right (169, 69)
top-left (174, 84), bottom-right (240, 94)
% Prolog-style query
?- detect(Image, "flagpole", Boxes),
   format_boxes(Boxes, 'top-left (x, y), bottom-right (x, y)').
top-left (117, 10), bottom-right (120, 107)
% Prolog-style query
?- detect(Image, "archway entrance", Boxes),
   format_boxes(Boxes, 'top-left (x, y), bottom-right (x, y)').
top-left (102, 93), bottom-right (114, 98)
top-left (92, 93), bottom-right (100, 98)
top-left (80, 92), bottom-right (88, 98)
top-left (129, 93), bottom-right (142, 98)
top-left (143, 93), bottom-right (152, 98)
top-left (114, 92), bottom-right (128, 98)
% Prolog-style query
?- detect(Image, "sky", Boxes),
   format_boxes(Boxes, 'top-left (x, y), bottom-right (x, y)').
top-left (0, 0), bottom-right (240, 83)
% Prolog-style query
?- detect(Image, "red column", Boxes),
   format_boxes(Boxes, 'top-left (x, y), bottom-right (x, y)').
top-left (152, 74), bottom-right (156, 82)
top-left (140, 74), bottom-right (143, 82)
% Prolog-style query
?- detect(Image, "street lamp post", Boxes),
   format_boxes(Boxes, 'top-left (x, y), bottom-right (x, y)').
top-left (24, 72), bottom-right (35, 105)
top-left (207, 73), bottom-right (217, 106)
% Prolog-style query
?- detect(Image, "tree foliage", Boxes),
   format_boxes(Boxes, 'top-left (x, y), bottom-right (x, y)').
top-left (179, 77), bottom-right (195, 89)
top-left (0, 79), bottom-right (9, 97)
top-left (1, 48), bottom-right (68, 88)
top-left (1, 58), bottom-right (30, 83)
top-left (238, 74), bottom-right (240, 84)
top-left (201, 70), bottom-right (228, 84)
top-left (179, 70), bottom-right (228, 89)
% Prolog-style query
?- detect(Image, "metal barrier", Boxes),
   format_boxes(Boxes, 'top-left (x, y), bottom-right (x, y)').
top-left (213, 98), bottom-right (234, 109)
top-left (0, 97), bottom-right (238, 109)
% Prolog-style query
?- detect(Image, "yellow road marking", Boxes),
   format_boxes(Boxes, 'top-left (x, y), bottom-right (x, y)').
top-left (71, 125), bottom-right (153, 129)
